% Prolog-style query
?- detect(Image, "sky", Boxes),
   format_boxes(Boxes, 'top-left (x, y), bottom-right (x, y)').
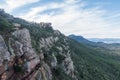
top-left (0, 0), bottom-right (120, 38)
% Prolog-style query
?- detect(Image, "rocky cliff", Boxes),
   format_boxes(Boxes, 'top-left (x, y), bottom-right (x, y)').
top-left (0, 24), bottom-right (76, 80)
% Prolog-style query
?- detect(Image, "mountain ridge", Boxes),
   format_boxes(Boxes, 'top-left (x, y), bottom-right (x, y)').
top-left (88, 38), bottom-right (120, 43)
top-left (1, 9), bottom-right (120, 80)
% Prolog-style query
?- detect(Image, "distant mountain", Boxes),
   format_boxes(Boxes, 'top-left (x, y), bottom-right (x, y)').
top-left (69, 35), bottom-right (120, 44)
top-left (68, 34), bottom-right (101, 47)
top-left (88, 38), bottom-right (120, 43)
top-left (68, 34), bottom-right (120, 51)
top-left (68, 34), bottom-right (93, 44)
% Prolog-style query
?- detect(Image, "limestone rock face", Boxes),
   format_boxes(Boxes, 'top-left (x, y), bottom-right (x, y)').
top-left (0, 27), bottom-right (76, 80)
top-left (10, 28), bottom-right (40, 72)
top-left (62, 56), bottom-right (74, 76)
top-left (0, 28), bottom-right (53, 80)
top-left (38, 35), bottom-right (76, 78)
top-left (39, 36), bottom-right (59, 51)
top-left (51, 53), bottom-right (57, 67)
top-left (14, 41), bottom-right (24, 56)
top-left (0, 35), bottom-right (10, 66)
top-left (30, 62), bottom-right (52, 80)
top-left (11, 28), bottom-right (38, 59)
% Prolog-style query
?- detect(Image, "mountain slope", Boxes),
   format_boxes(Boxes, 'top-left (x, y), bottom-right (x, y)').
top-left (0, 9), bottom-right (120, 80)
top-left (69, 39), bottom-right (120, 80)
top-left (69, 34), bottom-right (120, 55)
top-left (69, 34), bottom-right (92, 43)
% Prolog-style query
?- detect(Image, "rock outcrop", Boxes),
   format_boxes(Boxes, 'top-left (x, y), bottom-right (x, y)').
top-left (0, 35), bottom-right (10, 64)
top-left (10, 29), bottom-right (39, 72)
top-left (0, 26), bottom-right (75, 80)
top-left (11, 28), bottom-right (38, 59)
top-left (38, 35), bottom-right (75, 78)
top-left (0, 35), bottom-right (10, 73)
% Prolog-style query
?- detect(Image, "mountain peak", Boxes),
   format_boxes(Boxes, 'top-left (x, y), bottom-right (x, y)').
top-left (68, 34), bottom-right (91, 43)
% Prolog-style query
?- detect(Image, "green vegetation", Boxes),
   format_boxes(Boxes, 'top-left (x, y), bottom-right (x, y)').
top-left (69, 39), bottom-right (120, 80)
top-left (0, 17), bottom-right (13, 34)
top-left (52, 67), bottom-right (74, 80)
top-left (56, 54), bottom-right (65, 64)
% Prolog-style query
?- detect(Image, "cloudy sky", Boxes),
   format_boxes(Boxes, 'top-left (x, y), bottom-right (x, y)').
top-left (0, 0), bottom-right (120, 38)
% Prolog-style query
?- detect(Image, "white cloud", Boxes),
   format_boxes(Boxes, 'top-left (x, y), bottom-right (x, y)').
top-left (19, 0), bottom-right (112, 38)
top-left (1, 0), bottom-right (120, 38)
top-left (0, 0), bottom-right (39, 12)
